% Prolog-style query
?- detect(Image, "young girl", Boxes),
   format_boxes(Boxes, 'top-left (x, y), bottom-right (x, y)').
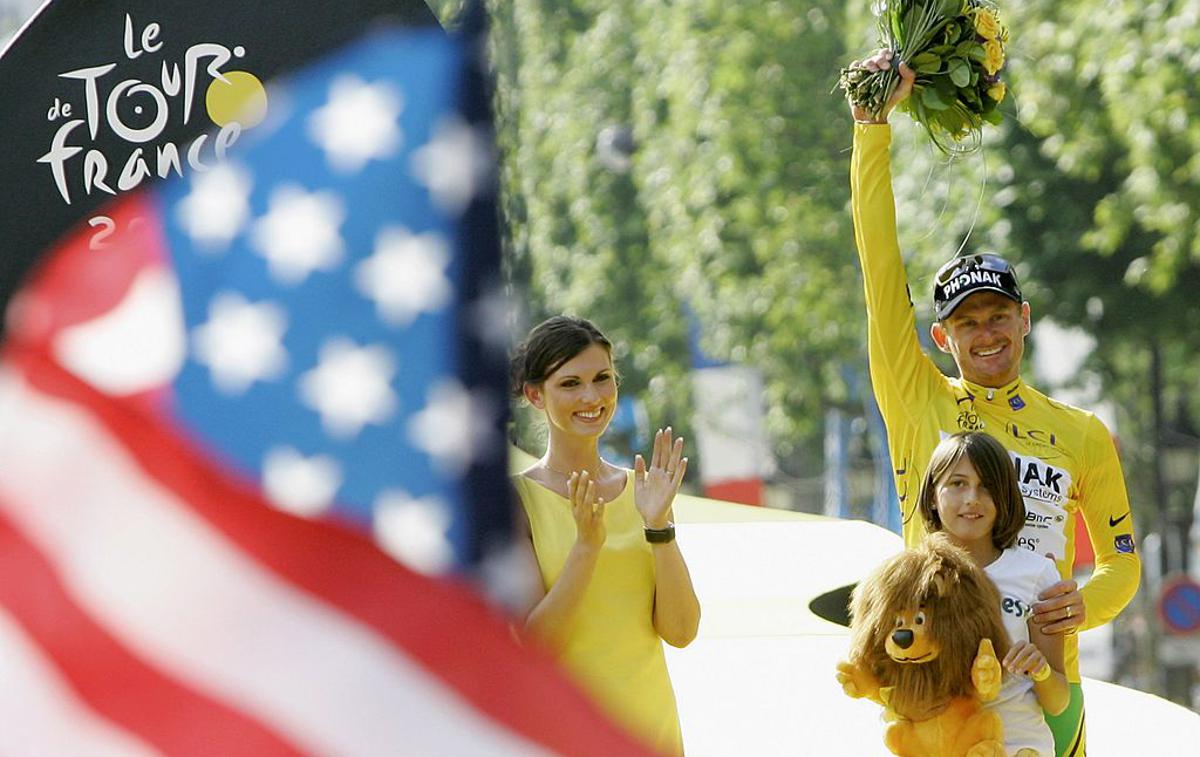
top-left (917, 432), bottom-right (1070, 757)
top-left (510, 315), bottom-right (700, 755)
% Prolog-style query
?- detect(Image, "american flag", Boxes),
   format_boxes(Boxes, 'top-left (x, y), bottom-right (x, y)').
top-left (0, 20), bottom-right (657, 757)
top-left (160, 24), bottom-right (508, 575)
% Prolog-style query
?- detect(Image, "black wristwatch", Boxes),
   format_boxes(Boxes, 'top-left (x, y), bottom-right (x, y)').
top-left (643, 522), bottom-right (675, 544)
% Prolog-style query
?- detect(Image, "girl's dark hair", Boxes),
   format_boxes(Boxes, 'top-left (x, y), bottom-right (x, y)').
top-left (509, 315), bottom-right (613, 398)
top-left (916, 431), bottom-right (1025, 551)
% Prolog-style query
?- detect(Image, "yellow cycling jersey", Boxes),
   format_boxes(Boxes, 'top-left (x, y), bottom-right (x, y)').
top-left (851, 123), bottom-right (1140, 680)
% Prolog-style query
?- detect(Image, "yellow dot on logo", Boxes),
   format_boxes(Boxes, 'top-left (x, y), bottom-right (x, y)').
top-left (206, 71), bottom-right (268, 129)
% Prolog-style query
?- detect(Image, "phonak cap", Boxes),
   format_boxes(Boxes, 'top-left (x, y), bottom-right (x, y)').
top-left (932, 253), bottom-right (1023, 320)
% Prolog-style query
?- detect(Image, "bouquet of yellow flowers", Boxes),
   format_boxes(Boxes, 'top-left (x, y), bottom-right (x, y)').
top-left (839, 0), bottom-right (1009, 153)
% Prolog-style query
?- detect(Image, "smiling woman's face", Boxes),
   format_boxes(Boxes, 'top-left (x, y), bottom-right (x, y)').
top-left (529, 343), bottom-right (617, 440)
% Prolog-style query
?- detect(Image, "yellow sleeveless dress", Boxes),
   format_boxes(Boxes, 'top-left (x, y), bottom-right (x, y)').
top-left (514, 471), bottom-right (683, 755)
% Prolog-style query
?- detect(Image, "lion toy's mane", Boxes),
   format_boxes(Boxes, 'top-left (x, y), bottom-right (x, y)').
top-left (847, 533), bottom-right (1011, 720)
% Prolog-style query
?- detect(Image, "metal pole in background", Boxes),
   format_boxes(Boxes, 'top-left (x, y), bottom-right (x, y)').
top-left (1152, 342), bottom-right (1172, 575)
top-left (1151, 340), bottom-right (1196, 707)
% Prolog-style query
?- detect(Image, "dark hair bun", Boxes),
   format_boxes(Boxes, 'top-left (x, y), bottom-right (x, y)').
top-left (510, 315), bottom-right (612, 398)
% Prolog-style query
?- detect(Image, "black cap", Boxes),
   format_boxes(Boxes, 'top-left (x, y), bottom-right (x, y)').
top-left (932, 253), bottom-right (1023, 320)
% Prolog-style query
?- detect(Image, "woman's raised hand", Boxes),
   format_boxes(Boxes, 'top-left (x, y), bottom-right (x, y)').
top-left (568, 470), bottom-right (606, 550)
top-left (634, 427), bottom-right (687, 530)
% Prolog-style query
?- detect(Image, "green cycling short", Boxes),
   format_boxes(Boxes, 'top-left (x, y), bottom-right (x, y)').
top-left (1044, 682), bottom-right (1085, 757)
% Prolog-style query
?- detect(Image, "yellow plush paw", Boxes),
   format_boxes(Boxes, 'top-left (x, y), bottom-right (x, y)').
top-left (883, 721), bottom-right (913, 756)
top-left (964, 741), bottom-right (1006, 757)
top-left (835, 660), bottom-right (863, 698)
top-left (971, 638), bottom-right (1002, 701)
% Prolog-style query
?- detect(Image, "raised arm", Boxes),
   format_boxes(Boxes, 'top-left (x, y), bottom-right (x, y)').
top-left (636, 428), bottom-right (701, 648)
top-left (850, 56), bottom-right (937, 421)
top-left (848, 56), bottom-right (943, 544)
top-left (519, 471), bottom-right (608, 654)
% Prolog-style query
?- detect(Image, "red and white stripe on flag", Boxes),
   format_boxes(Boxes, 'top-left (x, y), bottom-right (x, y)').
top-left (690, 364), bottom-right (770, 506)
top-left (0, 345), bottom-right (658, 757)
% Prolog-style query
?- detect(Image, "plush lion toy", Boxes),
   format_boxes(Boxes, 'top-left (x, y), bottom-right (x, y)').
top-left (836, 534), bottom-right (1012, 757)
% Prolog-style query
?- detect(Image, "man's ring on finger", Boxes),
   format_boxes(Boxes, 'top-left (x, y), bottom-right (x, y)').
top-left (1066, 606), bottom-right (1072, 618)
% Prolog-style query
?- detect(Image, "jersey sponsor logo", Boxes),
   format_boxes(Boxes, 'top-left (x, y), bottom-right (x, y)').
top-left (1115, 534), bottom-right (1136, 554)
top-left (957, 410), bottom-right (984, 431)
top-left (1109, 511), bottom-right (1130, 528)
top-left (1001, 595), bottom-right (1033, 618)
top-left (1005, 421), bottom-right (1057, 449)
top-left (1020, 498), bottom-right (1068, 559)
top-left (1025, 510), bottom-right (1065, 529)
top-left (1008, 394), bottom-right (1026, 411)
top-left (1012, 455), bottom-right (1070, 505)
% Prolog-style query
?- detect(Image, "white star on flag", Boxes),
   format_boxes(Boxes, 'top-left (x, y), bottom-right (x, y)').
top-left (251, 185), bottom-right (346, 285)
top-left (262, 446), bottom-right (343, 517)
top-left (299, 338), bottom-right (397, 438)
top-left (191, 292), bottom-right (288, 395)
top-left (373, 491), bottom-right (454, 575)
top-left (407, 380), bottom-right (498, 474)
top-left (175, 163), bottom-right (253, 250)
top-left (478, 540), bottom-right (541, 613)
top-left (469, 280), bottom-right (514, 353)
top-left (307, 75), bottom-right (403, 174)
top-left (410, 116), bottom-right (492, 215)
top-left (354, 227), bottom-right (451, 326)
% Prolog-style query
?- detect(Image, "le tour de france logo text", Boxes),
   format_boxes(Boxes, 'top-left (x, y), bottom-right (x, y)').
top-left (37, 14), bottom-right (267, 248)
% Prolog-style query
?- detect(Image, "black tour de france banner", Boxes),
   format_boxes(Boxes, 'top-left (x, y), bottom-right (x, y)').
top-left (0, 0), bottom-right (440, 336)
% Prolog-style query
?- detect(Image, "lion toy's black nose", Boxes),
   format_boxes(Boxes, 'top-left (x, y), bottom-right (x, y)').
top-left (891, 629), bottom-right (914, 649)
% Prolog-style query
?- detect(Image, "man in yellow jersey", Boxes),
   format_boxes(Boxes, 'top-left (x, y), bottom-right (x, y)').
top-left (848, 53), bottom-right (1140, 757)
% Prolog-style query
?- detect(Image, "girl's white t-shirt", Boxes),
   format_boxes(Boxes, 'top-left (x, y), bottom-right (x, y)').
top-left (984, 547), bottom-right (1062, 757)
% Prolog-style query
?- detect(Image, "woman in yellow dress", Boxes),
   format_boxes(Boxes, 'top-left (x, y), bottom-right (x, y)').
top-left (510, 315), bottom-right (700, 755)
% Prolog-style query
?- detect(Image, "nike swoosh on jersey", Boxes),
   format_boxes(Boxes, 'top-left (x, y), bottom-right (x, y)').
top-left (1109, 511), bottom-right (1130, 528)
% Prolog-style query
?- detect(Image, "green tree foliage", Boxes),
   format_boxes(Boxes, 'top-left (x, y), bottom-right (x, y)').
top-left (490, 0), bottom-right (861, 469)
top-left (633, 2), bottom-right (861, 451)
top-left (998, 0), bottom-right (1200, 524)
top-left (966, 0), bottom-right (1200, 350)
top-left (489, 0), bottom-right (692, 458)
